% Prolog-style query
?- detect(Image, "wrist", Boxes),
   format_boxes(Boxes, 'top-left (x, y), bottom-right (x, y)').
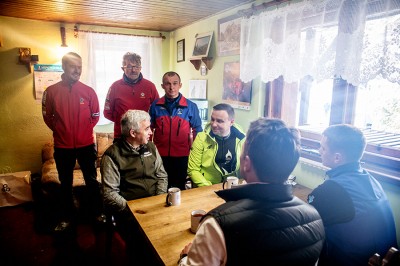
top-left (178, 253), bottom-right (187, 264)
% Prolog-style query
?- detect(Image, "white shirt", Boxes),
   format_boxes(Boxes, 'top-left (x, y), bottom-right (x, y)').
top-left (179, 216), bottom-right (227, 265)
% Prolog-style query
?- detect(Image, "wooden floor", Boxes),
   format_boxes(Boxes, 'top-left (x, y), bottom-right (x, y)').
top-left (0, 202), bottom-right (128, 266)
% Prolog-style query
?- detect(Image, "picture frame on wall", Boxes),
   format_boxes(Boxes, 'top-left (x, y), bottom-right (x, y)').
top-left (222, 61), bottom-right (252, 110)
top-left (218, 14), bottom-right (241, 57)
top-left (177, 39), bottom-right (185, 62)
top-left (192, 31), bottom-right (213, 58)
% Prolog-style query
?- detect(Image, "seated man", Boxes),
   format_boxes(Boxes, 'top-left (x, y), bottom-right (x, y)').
top-left (308, 124), bottom-right (397, 266)
top-left (101, 109), bottom-right (167, 265)
top-left (179, 118), bottom-right (325, 265)
top-left (188, 103), bottom-right (245, 187)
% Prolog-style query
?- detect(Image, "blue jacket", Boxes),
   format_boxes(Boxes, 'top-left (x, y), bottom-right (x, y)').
top-left (149, 94), bottom-right (202, 157)
top-left (308, 162), bottom-right (397, 266)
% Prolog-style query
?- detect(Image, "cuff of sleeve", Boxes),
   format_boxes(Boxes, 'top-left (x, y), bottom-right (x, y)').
top-left (178, 254), bottom-right (188, 265)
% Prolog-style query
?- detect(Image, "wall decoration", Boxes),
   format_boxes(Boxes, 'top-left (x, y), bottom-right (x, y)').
top-left (189, 79), bottom-right (207, 99)
top-left (177, 39), bottom-right (185, 62)
top-left (222, 61), bottom-right (252, 110)
top-left (34, 64), bottom-right (63, 104)
top-left (218, 14), bottom-right (241, 56)
top-left (192, 31), bottom-right (213, 58)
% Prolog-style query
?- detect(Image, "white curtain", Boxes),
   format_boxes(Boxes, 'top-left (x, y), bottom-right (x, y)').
top-left (77, 31), bottom-right (162, 125)
top-left (240, 0), bottom-right (400, 86)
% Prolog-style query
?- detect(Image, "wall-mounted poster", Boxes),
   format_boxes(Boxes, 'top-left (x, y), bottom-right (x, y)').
top-left (34, 64), bottom-right (63, 104)
top-left (222, 61), bottom-right (252, 110)
top-left (189, 80), bottom-right (207, 99)
top-left (218, 14), bottom-right (241, 56)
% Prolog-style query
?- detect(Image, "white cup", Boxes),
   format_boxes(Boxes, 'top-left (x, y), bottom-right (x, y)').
top-left (223, 176), bottom-right (239, 189)
top-left (166, 187), bottom-right (181, 206)
top-left (190, 209), bottom-right (206, 233)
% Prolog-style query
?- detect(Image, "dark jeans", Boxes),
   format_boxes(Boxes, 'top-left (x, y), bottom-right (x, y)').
top-left (54, 144), bottom-right (102, 221)
top-left (161, 156), bottom-right (189, 190)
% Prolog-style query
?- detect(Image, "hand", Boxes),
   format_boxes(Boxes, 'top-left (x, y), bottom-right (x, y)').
top-left (180, 242), bottom-right (192, 256)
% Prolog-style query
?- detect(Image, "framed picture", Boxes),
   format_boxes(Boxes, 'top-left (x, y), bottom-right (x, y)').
top-left (192, 31), bottom-right (213, 58)
top-left (177, 39), bottom-right (185, 62)
top-left (222, 61), bottom-right (252, 110)
top-left (218, 14), bottom-right (241, 56)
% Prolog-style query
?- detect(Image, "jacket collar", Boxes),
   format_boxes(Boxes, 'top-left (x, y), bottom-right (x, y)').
top-left (156, 93), bottom-right (188, 107)
top-left (216, 183), bottom-right (293, 202)
top-left (326, 162), bottom-right (363, 179)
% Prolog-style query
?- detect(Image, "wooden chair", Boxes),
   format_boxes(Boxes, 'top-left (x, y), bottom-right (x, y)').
top-left (368, 247), bottom-right (400, 266)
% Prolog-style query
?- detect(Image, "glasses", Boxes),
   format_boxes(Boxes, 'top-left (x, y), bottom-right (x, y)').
top-left (121, 65), bottom-right (141, 71)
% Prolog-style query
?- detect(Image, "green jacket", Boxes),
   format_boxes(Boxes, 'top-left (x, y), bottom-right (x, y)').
top-left (187, 123), bottom-right (245, 187)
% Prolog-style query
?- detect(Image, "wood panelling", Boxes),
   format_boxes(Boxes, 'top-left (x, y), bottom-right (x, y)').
top-left (0, 0), bottom-right (254, 32)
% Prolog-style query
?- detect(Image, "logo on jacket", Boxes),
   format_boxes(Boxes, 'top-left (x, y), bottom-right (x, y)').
top-left (80, 98), bottom-right (84, 104)
top-left (177, 108), bottom-right (183, 115)
top-left (140, 92), bottom-right (145, 98)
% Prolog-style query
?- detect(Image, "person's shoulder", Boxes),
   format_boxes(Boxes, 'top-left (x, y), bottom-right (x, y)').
top-left (141, 78), bottom-right (156, 87)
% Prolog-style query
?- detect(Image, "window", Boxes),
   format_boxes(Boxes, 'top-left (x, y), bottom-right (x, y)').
top-left (77, 31), bottom-right (162, 125)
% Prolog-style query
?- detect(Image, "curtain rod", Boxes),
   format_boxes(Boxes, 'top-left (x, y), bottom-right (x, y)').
top-left (74, 27), bottom-right (166, 40)
top-left (237, 0), bottom-right (292, 17)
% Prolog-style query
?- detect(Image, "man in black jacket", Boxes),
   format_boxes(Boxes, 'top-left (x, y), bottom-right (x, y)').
top-left (178, 118), bottom-right (325, 266)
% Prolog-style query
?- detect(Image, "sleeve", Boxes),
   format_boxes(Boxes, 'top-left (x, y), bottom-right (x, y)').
top-left (149, 102), bottom-right (157, 129)
top-left (42, 89), bottom-right (55, 131)
top-left (150, 83), bottom-right (160, 104)
top-left (103, 85), bottom-right (116, 122)
top-left (189, 103), bottom-right (203, 139)
top-left (307, 180), bottom-right (355, 225)
top-left (154, 146), bottom-right (168, 194)
top-left (90, 89), bottom-right (100, 126)
top-left (187, 134), bottom-right (213, 187)
top-left (179, 217), bottom-right (227, 266)
top-left (101, 154), bottom-right (127, 212)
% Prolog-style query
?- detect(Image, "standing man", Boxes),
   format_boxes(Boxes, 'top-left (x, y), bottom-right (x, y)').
top-left (101, 109), bottom-right (167, 265)
top-left (188, 103), bottom-right (245, 187)
top-left (149, 71), bottom-right (202, 190)
top-left (179, 118), bottom-right (325, 265)
top-left (308, 124), bottom-right (397, 265)
top-left (42, 52), bottom-right (102, 232)
top-left (104, 52), bottom-right (159, 141)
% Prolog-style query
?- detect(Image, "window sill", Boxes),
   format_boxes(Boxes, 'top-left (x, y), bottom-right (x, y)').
top-left (299, 128), bottom-right (400, 185)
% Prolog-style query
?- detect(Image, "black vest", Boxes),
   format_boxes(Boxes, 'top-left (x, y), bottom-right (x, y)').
top-left (209, 184), bottom-right (325, 266)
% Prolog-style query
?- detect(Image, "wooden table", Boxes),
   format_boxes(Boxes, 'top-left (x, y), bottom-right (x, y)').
top-left (127, 183), bottom-right (311, 266)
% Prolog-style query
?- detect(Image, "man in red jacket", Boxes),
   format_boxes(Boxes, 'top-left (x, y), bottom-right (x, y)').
top-left (103, 52), bottom-right (159, 141)
top-left (42, 52), bottom-right (103, 232)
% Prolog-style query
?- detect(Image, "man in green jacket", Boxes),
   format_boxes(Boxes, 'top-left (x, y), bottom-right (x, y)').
top-left (188, 103), bottom-right (245, 187)
top-left (101, 109), bottom-right (167, 265)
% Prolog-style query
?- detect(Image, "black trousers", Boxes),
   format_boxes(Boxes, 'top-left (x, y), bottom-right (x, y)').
top-left (54, 144), bottom-right (102, 221)
top-left (161, 156), bottom-right (189, 190)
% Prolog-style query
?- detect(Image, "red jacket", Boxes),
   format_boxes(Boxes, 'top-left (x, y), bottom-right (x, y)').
top-left (42, 78), bottom-right (100, 148)
top-left (103, 77), bottom-right (159, 138)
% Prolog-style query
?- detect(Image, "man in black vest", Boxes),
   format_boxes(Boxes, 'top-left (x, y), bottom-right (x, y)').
top-left (179, 118), bottom-right (325, 266)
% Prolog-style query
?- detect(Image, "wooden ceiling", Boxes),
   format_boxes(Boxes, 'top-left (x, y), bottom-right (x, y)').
top-left (0, 0), bottom-right (254, 32)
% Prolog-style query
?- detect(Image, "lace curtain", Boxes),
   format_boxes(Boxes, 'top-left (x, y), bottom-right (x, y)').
top-left (240, 0), bottom-right (400, 86)
top-left (77, 32), bottom-right (162, 125)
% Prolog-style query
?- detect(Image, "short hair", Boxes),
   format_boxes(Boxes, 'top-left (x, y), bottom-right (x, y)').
top-left (322, 124), bottom-right (366, 162)
top-left (162, 71), bottom-right (181, 83)
top-left (122, 52), bottom-right (141, 66)
top-left (245, 118), bottom-right (300, 183)
top-left (62, 52), bottom-right (81, 65)
top-left (120, 110), bottom-right (150, 137)
top-left (213, 103), bottom-right (235, 120)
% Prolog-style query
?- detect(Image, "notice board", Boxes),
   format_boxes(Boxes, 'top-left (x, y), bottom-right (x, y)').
top-left (34, 64), bottom-right (63, 104)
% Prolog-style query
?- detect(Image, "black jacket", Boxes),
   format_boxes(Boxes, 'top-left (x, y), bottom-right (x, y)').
top-left (209, 183), bottom-right (325, 266)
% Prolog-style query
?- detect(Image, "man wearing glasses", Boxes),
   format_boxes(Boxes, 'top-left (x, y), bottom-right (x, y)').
top-left (104, 52), bottom-right (159, 141)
